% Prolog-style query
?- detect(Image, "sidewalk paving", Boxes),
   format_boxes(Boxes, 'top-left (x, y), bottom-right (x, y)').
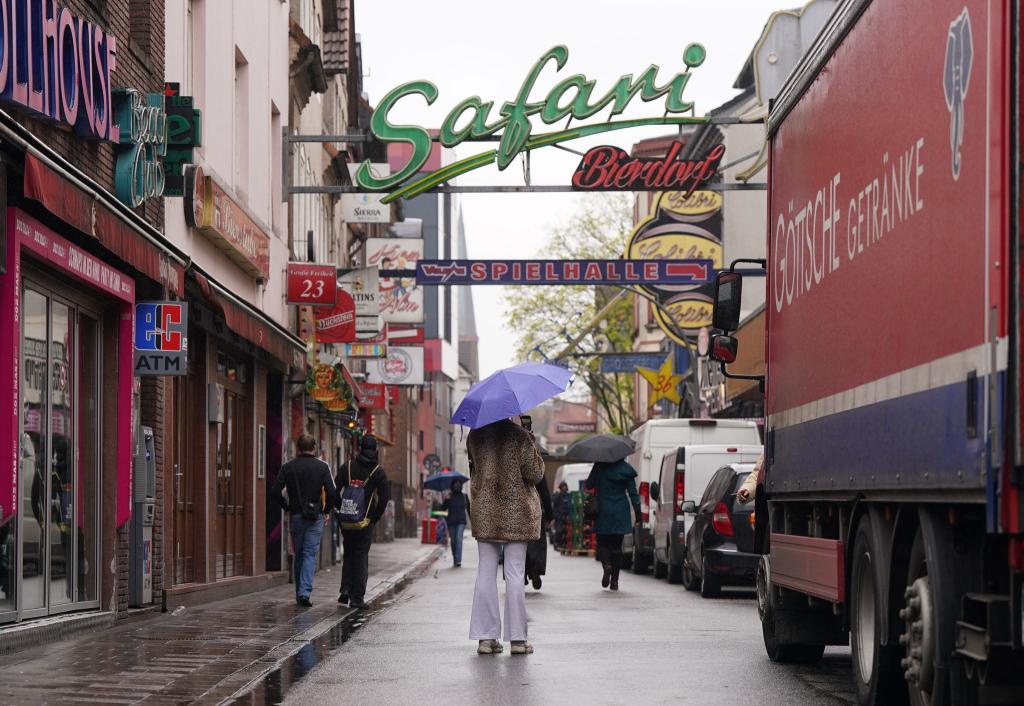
top-left (0, 538), bottom-right (443, 706)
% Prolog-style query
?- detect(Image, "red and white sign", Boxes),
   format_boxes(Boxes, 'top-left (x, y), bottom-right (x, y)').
top-left (287, 263), bottom-right (337, 306)
top-left (13, 209), bottom-right (135, 302)
top-left (367, 238), bottom-right (423, 324)
top-left (367, 346), bottom-right (424, 386)
top-left (387, 326), bottom-right (425, 345)
top-left (314, 290), bottom-right (356, 343)
top-left (359, 383), bottom-right (388, 409)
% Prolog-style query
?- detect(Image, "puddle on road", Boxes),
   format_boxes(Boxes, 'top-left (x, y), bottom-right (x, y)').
top-left (227, 578), bottom-right (416, 706)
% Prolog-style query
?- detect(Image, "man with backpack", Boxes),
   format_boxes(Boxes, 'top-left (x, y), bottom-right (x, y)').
top-left (270, 434), bottom-right (336, 607)
top-left (335, 435), bottom-right (390, 609)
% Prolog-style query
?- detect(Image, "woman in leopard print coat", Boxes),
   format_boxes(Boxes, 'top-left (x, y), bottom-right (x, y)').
top-left (466, 417), bottom-right (544, 655)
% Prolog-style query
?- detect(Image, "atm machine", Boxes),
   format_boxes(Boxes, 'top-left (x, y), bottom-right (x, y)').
top-left (129, 425), bottom-right (155, 607)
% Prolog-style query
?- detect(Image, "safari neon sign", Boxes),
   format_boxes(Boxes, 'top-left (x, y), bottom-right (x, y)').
top-left (357, 44), bottom-right (709, 202)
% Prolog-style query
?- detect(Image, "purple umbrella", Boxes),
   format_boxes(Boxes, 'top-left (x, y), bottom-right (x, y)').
top-left (451, 362), bottom-right (573, 429)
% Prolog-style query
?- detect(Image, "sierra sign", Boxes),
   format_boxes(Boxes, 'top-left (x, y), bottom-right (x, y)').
top-left (355, 43), bottom-right (710, 202)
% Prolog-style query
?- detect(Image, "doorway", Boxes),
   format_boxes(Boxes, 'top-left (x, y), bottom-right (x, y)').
top-left (214, 351), bottom-right (248, 579)
top-left (17, 278), bottom-right (101, 618)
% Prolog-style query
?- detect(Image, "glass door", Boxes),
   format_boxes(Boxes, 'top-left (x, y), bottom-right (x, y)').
top-left (18, 281), bottom-right (100, 618)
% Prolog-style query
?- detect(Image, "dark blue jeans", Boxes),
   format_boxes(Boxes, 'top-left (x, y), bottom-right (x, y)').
top-left (449, 523), bottom-right (466, 564)
top-left (290, 514), bottom-right (324, 599)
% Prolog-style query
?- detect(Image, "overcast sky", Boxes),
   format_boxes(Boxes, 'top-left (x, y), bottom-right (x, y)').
top-left (355, 0), bottom-right (799, 377)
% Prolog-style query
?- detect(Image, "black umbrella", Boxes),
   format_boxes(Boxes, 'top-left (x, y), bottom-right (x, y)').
top-left (565, 434), bottom-right (636, 463)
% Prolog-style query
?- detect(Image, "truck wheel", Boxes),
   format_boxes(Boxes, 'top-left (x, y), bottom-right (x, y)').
top-left (900, 529), bottom-right (946, 706)
top-left (759, 556), bottom-right (825, 663)
top-left (700, 558), bottom-right (721, 598)
top-left (850, 521), bottom-right (907, 706)
top-left (654, 555), bottom-right (667, 579)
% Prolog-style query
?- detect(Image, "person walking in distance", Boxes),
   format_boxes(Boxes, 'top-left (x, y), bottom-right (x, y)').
top-left (551, 481), bottom-right (570, 549)
top-left (467, 417), bottom-right (544, 655)
top-left (586, 458), bottom-right (641, 591)
top-left (271, 434), bottom-right (336, 607)
top-left (442, 479), bottom-right (470, 567)
top-left (335, 435), bottom-right (390, 610)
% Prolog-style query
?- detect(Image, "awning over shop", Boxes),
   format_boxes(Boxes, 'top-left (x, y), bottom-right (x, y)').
top-left (17, 138), bottom-right (187, 297)
top-left (191, 269), bottom-right (306, 368)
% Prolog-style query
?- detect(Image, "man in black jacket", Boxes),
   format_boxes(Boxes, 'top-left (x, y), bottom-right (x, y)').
top-left (270, 434), bottom-right (336, 607)
top-left (336, 435), bottom-right (390, 609)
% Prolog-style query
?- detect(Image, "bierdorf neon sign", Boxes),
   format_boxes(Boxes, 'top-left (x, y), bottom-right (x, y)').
top-left (357, 44), bottom-right (710, 202)
top-left (0, 0), bottom-right (120, 141)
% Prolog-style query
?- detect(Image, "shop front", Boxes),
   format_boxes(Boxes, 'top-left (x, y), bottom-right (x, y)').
top-left (0, 207), bottom-right (136, 624)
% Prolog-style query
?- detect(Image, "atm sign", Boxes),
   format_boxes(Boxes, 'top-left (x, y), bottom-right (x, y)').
top-left (134, 302), bottom-right (188, 376)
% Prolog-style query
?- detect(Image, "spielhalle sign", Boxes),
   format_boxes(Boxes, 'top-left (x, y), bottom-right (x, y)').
top-left (415, 259), bottom-right (713, 286)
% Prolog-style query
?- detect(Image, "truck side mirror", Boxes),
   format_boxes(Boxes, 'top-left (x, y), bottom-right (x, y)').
top-left (709, 334), bottom-right (738, 364)
top-left (650, 481), bottom-right (661, 503)
top-left (713, 271), bottom-right (743, 332)
top-left (681, 500), bottom-right (697, 514)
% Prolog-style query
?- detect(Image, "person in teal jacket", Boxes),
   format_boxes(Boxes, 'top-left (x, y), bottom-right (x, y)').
top-left (586, 460), bottom-right (641, 591)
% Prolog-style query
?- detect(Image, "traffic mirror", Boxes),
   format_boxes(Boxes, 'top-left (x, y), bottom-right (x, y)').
top-left (713, 271), bottom-right (743, 332)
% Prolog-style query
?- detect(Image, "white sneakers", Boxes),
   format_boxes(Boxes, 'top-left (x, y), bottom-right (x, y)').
top-left (477, 639), bottom-right (503, 654)
top-left (477, 639), bottom-right (534, 654)
top-left (510, 641), bottom-right (534, 654)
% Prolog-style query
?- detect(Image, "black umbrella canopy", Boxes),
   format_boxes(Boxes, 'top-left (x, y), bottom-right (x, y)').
top-left (565, 434), bottom-right (636, 463)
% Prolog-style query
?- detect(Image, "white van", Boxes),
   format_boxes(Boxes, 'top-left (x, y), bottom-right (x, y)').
top-left (652, 444), bottom-right (763, 583)
top-left (553, 463), bottom-right (592, 493)
top-left (624, 419), bottom-right (761, 573)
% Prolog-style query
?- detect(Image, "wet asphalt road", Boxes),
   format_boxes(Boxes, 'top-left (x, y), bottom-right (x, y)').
top-left (265, 537), bottom-right (855, 706)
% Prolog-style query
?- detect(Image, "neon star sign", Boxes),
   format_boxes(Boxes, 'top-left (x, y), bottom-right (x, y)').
top-left (357, 44), bottom-right (710, 202)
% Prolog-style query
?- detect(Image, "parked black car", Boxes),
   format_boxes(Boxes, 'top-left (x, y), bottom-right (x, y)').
top-left (681, 463), bottom-right (757, 598)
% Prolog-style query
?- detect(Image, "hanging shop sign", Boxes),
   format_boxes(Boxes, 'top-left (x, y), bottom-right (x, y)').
top-left (355, 43), bottom-right (710, 202)
top-left (314, 289), bottom-right (356, 343)
top-left (356, 322), bottom-right (389, 343)
top-left (343, 342), bottom-right (387, 358)
top-left (287, 262), bottom-right (338, 306)
top-left (598, 352), bottom-right (666, 374)
top-left (306, 363), bottom-right (342, 402)
top-left (637, 353), bottom-right (685, 407)
top-left (367, 346), bottom-right (425, 386)
top-left (134, 302), bottom-right (188, 375)
top-left (356, 315), bottom-right (384, 335)
top-left (572, 142), bottom-right (724, 195)
top-left (415, 259), bottom-right (713, 286)
top-left (358, 383), bottom-right (388, 410)
top-left (113, 89), bottom-right (167, 208)
top-left (556, 422), bottom-right (597, 434)
top-left (339, 267), bottom-right (380, 316)
top-left (0, 0), bottom-right (119, 141)
top-left (184, 166), bottom-right (271, 279)
top-left (342, 164), bottom-right (391, 222)
top-left (388, 325), bottom-right (425, 345)
top-left (322, 376), bottom-right (354, 412)
top-left (367, 238), bottom-right (423, 323)
top-left (627, 189), bottom-right (724, 343)
top-left (162, 83), bottom-right (203, 197)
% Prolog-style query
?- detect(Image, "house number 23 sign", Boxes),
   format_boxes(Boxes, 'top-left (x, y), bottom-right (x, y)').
top-left (287, 263), bottom-right (338, 306)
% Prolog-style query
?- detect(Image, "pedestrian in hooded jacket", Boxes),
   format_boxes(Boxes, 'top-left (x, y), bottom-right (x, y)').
top-left (442, 479), bottom-right (470, 567)
top-left (467, 417), bottom-right (544, 656)
top-left (586, 459), bottom-right (642, 591)
top-left (335, 435), bottom-right (390, 610)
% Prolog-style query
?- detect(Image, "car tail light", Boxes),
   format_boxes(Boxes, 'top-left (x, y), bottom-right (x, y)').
top-left (674, 471), bottom-right (685, 513)
top-left (712, 502), bottom-right (734, 536)
top-left (727, 447), bottom-right (738, 452)
top-left (688, 419), bottom-right (717, 427)
top-left (639, 481), bottom-right (650, 523)
top-left (749, 513), bottom-right (756, 527)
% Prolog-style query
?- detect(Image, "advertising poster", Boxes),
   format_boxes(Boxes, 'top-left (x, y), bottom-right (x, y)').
top-left (366, 346), bottom-right (424, 386)
top-left (367, 239), bottom-right (423, 323)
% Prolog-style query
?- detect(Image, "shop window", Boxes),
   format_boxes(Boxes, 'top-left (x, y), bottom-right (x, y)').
top-left (217, 352), bottom-right (247, 384)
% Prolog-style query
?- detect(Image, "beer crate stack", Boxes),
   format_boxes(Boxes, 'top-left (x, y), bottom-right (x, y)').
top-left (561, 490), bottom-right (596, 556)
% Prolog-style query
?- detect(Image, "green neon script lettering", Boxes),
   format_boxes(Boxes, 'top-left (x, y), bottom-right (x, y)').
top-left (439, 96), bottom-right (505, 147)
top-left (355, 80), bottom-right (438, 190)
top-left (497, 46), bottom-right (568, 169)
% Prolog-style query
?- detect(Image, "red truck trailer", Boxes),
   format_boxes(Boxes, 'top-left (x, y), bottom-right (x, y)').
top-left (709, 1), bottom-right (1024, 704)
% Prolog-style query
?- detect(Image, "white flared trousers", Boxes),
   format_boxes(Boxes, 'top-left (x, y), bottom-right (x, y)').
top-left (469, 540), bottom-right (528, 642)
